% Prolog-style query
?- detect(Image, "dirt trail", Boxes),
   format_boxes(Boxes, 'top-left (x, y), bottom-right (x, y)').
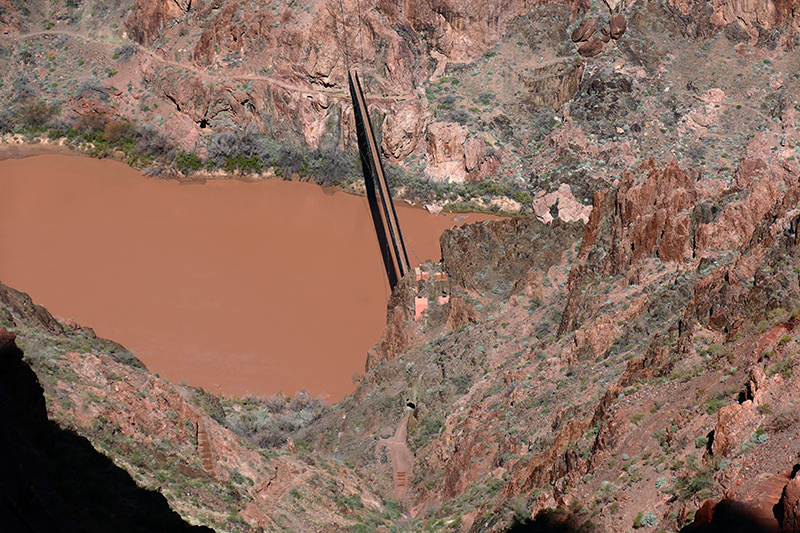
top-left (15, 30), bottom-right (415, 103)
top-left (377, 408), bottom-right (415, 499)
top-left (196, 418), bottom-right (215, 475)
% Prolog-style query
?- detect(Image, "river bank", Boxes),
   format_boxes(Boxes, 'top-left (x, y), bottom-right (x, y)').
top-left (0, 133), bottom-right (529, 216)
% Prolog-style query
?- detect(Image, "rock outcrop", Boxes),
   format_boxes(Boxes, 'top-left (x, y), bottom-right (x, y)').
top-left (440, 216), bottom-right (584, 293)
top-left (531, 183), bottom-right (593, 224)
top-left (519, 59), bottom-right (583, 109)
top-left (780, 470), bottom-right (800, 532)
top-left (126, 0), bottom-right (191, 44)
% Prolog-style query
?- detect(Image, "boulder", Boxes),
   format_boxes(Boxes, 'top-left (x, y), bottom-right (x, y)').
top-left (577, 37), bottom-right (604, 57)
top-left (609, 13), bottom-right (627, 39)
top-left (426, 122), bottom-right (466, 165)
top-left (425, 122), bottom-right (468, 182)
top-left (464, 137), bottom-right (488, 174)
top-left (571, 19), bottom-right (598, 42)
top-left (711, 402), bottom-right (759, 457)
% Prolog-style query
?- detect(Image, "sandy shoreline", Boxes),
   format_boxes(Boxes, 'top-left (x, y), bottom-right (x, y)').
top-left (0, 138), bottom-right (76, 161)
top-left (0, 138), bottom-right (522, 216)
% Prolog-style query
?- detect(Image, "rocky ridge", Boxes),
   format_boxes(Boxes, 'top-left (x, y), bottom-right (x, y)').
top-left (2, 0), bottom-right (800, 531)
top-left (0, 0), bottom-right (796, 211)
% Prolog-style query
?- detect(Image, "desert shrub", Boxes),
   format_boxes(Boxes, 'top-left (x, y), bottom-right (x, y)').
top-left (134, 126), bottom-right (174, 158)
top-left (447, 109), bottom-right (471, 125)
top-left (451, 374), bottom-right (472, 395)
top-left (0, 110), bottom-right (16, 133)
top-left (74, 114), bottom-right (106, 138)
top-left (114, 43), bottom-right (136, 62)
top-left (142, 164), bottom-right (179, 179)
top-left (768, 356), bottom-right (797, 378)
top-left (672, 469), bottom-right (713, 500)
top-left (706, 395), bottom-right (727, 415)
top-left (45, 117), bottom-right (74, 135)
top-left (288, 394), bottom-right (325, 413)
top-left (207, 126), bottom-right (266, 168)
top-left (263, 394), bottom-right (287, 414)
top-left (224, 392), bottom-right (326, 449)
top-left (223, 154), bottom-right (262, 174)
top-left (261, 138), bottom-right (305, 175)
top-left (75, 79), bottom-right (109, 102)
top-left (12, 73), bottom-right (37, 100)
top-left (15, 99), bottom-right (58, 130)
top-left (102, 119), bottom-right (136, 144)
top-left (412, 415), bottom-right (444, 448)
top-left (633, 511), bottom-right (658, 528)
top-left (15, 45), bottom-right (35, 65)
top-left (530, 110), bottom-right (557, 141)
top-left (301, 148), bottom-right (360, 185)
top-left (765, 410), bottom-right (798, 432)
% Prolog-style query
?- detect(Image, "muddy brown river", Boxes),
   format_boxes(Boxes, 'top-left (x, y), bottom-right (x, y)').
top-left (0, 154), bottom-right (499, 402)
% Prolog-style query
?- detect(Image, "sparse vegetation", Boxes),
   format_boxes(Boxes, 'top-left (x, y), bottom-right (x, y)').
top-left (224, 393), bottom-right (326, 448)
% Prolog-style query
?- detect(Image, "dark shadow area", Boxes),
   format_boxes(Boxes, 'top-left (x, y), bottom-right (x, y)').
top-left (680, 499), bottom-right (781, 533)
top-left (505, 508), bottom-right (592, 533)
top-left (0, 328), bottom-right (213, 533)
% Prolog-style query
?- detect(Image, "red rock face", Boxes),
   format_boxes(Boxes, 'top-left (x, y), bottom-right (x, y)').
top-left (0, 326), bottom-right (15, 347)
top-left (668, 0), bottom-right (800, 31)
top-left (781, 474), bottom-right (800, 532)
top-left (0, 0), bottom-right (22, 33)
top-left (120, 0), bottom-right (589, 162)
top-left (365, 305), bottom-right (411, 370)
top-left (612, 160), bottom-right (697, 269)
top-left (125, 0), bottom-right (190, 44)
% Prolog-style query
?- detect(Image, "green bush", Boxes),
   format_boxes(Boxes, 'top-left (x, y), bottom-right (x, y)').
top-left (633, 511), bottom-right (658, 528)
top-left (706, 397), bottom-right (727, 415)
top-left (223, 154), bottom-right (263, 174)
top-left (176, 151), bottom-right (203, 174)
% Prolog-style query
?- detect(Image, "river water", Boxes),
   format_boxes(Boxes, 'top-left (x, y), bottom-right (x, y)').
top-left (0, 154), bottom-right (499, 402)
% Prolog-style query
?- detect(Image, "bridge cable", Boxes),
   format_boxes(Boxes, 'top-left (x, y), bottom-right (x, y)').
top-left (407, 242), bottom-right (422, 266)
top-left (338, 0), bottom-right (351, 70)
top-left (356, 0), bottom-right (365, 67)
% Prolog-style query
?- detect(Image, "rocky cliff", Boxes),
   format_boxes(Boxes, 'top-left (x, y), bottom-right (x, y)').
top-left (302, 149), bottom-right (800, 532)
top-left (3, 0), bottom-right (800, 531)
top-left (2, 0), bottom-right (796, 203)
top-left (0, 282), bottom-right (384, 532)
